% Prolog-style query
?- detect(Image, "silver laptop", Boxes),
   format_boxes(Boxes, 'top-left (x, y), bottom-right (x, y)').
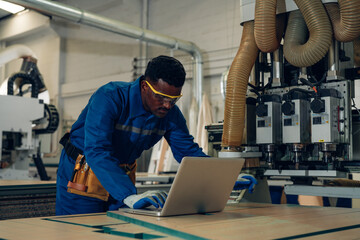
top-left (123, 157), bottom-right (245, 217)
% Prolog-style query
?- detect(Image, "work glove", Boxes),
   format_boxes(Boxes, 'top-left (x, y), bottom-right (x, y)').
top-left (123, 190), bottom-right (168, 209)
top-left (233, 174), bottom-right (258, 193)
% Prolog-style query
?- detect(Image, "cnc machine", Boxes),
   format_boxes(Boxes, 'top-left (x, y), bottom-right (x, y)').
top-left (207, 0), bottom-right (360, 201)
top-left (0, 50), bottom-right (59, 180)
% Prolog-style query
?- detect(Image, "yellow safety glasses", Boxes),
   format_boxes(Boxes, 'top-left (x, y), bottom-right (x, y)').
top-left (145, 80), bottom-right (182, 105)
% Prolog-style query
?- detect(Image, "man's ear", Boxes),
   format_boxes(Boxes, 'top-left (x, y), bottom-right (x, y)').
top-left (140, 80), bottom-right (147, 92)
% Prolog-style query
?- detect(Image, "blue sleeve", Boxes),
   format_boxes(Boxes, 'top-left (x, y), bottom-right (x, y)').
top-left (164, 107), bottom-right (208, 162)
top-left (84, 87), bottom-right (136, 202)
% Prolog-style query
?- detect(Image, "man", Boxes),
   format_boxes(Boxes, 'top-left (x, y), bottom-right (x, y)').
top-left (56, 56), bottom-right (256, 215)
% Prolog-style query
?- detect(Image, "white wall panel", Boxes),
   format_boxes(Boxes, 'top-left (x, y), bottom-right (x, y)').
top-left (52, 0), bottom-right (143, 85)
top-left (62, 95), bottom-right (91, 123)
top-left (147, 0), bottom-right (241, 122)
top-left (50, 0), bottom-right (145, 131)
top-left (148, 0), bottom-right (241, 52)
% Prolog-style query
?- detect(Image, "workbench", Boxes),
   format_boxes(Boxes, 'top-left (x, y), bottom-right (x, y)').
top-left (0, 174), bottom-right (174, 219)
top-left (1, 202), bottom-right (360, 239)
top-left (0, 180), bottom-right (57, 219)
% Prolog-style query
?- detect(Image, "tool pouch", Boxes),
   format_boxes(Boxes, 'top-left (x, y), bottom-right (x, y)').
top-left (67, 155), bottom-right (110, 201)
top-left (67, 155), bottom-right (137, 202)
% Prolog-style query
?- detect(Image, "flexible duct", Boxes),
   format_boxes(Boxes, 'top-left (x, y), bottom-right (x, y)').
top-left (254, 0), bottom-right (285, 53)
top-left (325, 1), bottom-right (360, 42)
top-left (283, 0), bottom-right (332, 67)
top-left (0, 44), bottom-right (37, 66)
top-left (354, 36), bottom-right (360, 67)
top-left (222, 21), bottom-right (259, 148)
top-left (223, 0), bottom-right (358, 150)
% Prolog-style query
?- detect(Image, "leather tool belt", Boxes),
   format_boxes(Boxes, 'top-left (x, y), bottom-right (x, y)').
top-left (60, 133), bottom-right (137, 201)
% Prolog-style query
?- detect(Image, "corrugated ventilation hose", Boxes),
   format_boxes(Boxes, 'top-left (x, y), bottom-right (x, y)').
top-left (284, 0), bottom-right (332, 67)
top-left (222, 0), bottom-right (359, 150)
top-left (325, 0), bottom-right (360, 66)
top-left (222, 21), bottom-right (259, 148)
top-left (354, 37), bottom-right (360, 67)
top-left (254, 0), bottom-right (285, 53)
top-left (325, 1), bottom-right (360, 42)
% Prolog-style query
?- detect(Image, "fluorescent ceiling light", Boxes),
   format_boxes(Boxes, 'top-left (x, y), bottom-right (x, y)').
top-left (0, 1), bottom-right (24, 14)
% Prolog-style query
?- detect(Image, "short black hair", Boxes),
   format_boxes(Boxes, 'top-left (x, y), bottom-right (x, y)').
top-left (144, 55), bottom-right (186, 87)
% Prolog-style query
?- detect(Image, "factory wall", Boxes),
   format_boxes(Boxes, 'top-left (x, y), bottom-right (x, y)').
top-left (53, 0), bottom-right (241, 128)
top-left (45, 0), bottom-right (241, 132)
top-left (146, 0), bottom-right (241, 123)
top-left (0, 0), bottom-right (241, 156)
top-left (52, 0), bottom-right (144, 128)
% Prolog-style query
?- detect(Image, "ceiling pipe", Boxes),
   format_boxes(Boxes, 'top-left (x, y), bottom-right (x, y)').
top-left (0, 44), bottom-right (36, 66)
top-left (6, 0), bottom-right (203, 107)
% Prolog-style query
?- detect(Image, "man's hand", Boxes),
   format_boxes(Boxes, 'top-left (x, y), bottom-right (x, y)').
top-left (233, 174), bottom-right (258, 193)
top-left (123, 190), bottom-right (168, 209)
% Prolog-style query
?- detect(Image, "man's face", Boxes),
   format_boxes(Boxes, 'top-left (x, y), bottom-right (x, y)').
top-left (141, 78), bottom-right (183, 118)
